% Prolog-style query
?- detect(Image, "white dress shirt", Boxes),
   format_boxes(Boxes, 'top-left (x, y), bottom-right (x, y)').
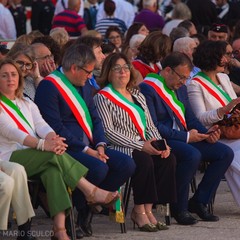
top-left (0, 3), bottom-right (16, 40)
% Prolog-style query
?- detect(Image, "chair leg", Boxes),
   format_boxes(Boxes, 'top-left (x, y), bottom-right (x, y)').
top-left (68, 188), bottom-right (76, 240)
top-left (165, 203), bottom-right (171, 225)
top-left (120, 178), bottom-right (132, 233)
top-left (191, 175), bottom-right (197, 193)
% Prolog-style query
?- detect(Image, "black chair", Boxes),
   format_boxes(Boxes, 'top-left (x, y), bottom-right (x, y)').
top-left (28, 179), bottom-right (76, 240)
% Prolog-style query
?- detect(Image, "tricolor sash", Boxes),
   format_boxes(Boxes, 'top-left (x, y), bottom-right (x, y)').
top-left (98, 84), bottom-right (146, 140)
top-left (192, 72), bottom-right (232, 106)
top-left (0, 95), bottom-right (34, 134)
top-left (45, 70), bottom-right (93, 142)
top-left (144, 73), bottom-right (187, 129)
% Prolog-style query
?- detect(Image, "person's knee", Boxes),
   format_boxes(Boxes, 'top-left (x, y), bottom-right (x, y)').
top-left (91, 163), bottom-right (109, 183)
top-left (176, 146), bottom-right (201, 168)
top-left (12, 163), bottom-right (27, 179)
top-left (121, 156), bottom-right (136, 176)
top-left (0, 175), bottom-right (14, 198)
top-left (221, 145), bottom-right (234, 165)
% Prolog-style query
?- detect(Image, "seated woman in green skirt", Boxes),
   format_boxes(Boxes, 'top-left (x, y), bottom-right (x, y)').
top-left (0, 59), bottom-right (119, 240)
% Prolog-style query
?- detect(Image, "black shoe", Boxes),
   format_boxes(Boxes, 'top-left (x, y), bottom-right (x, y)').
top-left (17, 220), bottom-right (36, 240)
top-left (172, 210), bottom-right (198, 225)
top-left (77, 207), bottom-right (93, 237)
top-left (188, 198), bottom-right (219, 222)
top-left (65, 215), bottom-right (84, 239)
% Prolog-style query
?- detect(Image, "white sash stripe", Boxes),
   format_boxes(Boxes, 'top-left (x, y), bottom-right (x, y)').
top-left (193, 75), bottom-right (230, 105)
top-left (1, 101), bottom-right (35, 136)
top-left (102, 86), bottom-right (146, 138)
top-left (144, 77), bottom-right (186, 125)
top-left (48, 74), bottom-right (93, 139)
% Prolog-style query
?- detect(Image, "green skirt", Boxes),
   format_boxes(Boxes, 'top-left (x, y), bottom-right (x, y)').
top-left (10, 149), bottom-right (88, 217)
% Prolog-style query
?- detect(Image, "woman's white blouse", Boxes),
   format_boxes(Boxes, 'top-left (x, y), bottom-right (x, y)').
top-left (0, 97), bottom-right (53, 161)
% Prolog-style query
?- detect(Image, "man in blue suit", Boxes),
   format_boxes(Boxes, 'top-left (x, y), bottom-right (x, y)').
top-left (35, 44), bottom-right (135, 237)
top-left (140, 52), bottom-right (233, 225)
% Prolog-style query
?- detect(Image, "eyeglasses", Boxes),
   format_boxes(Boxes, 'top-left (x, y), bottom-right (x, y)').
top-left (112, 64), bottom-right (131, 73)
top-left (35, 54), bottom-right (54, 61)
top-left (16, 60), bottom-right (33, 70)
top-left (171, 67), bottom-right (190, 83)
top-left (78, 66), bottom-right (93, 76)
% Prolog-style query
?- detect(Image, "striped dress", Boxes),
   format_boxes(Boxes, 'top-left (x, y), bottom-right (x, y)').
top-left (94, 88), bottom-right (161, 157)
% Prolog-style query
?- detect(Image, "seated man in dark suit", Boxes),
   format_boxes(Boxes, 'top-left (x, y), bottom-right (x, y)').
top-left (140, 52), bottom-right (233, 225)
top-left (35, 44), bottom-right (135, 237)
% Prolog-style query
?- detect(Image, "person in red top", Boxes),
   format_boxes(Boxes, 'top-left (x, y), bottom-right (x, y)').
top-left (52, 0), bottom-right (87, 37)
top-left (132, 31), bottom-right (172, 82)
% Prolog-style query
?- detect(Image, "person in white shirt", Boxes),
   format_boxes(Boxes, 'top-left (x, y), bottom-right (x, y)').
top-left (0, 0), bottom-right (16, 40)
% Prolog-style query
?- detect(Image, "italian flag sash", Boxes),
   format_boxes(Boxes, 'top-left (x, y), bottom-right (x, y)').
top-left (45, 70), bottom-right (93, 142)
top-left (192, 72), bottom-right (232, 106)
top-left (0, 95), bottom-right (34, 134)
top-left (144, 73), bottom-right (187, 129)
top-left (98, 84), bottom-right (146, 140)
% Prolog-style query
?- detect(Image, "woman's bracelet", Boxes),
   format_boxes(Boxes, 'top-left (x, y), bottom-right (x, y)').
top-left (36, 139), bottom-right (45, 151)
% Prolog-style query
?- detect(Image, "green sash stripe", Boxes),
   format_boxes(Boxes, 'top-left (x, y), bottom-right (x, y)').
top-left (99, 84), bottom-right (146, 140)
top-left (144, 73), bottom-right (187, 129)
top-left (53, 70), bottom-right (93, 131)
top-left (0, 94), bottom-right (33, 131)
top-left (195, 72), bottom-right (232, 103)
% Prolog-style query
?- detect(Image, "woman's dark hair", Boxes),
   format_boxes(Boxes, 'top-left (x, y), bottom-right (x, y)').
top-left (98, 52), bottom-right (138, 89)
top-left (104, 0), bottom-right (116, 16)
top-left (138, 31), bottom-right (172, 63)
top-left (105, 26), bottom-right (122, 40)
top-left (193, 40), bottom-right (228, 71)
top-left (101, 41), bottom-right (116, 55)
top-left (124, 22), bottom-right (146, 46)
top-left (0, 58), bottom-right (23, 98)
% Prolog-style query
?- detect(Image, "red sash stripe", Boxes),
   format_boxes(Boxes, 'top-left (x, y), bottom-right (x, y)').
top-left (46, 76), bottom-right (93, 142)
top-left (0, 102), bottom-right (29, 134)
top-left (99, 90), bottom-right (146, 140)
top-left (193, 78), bottom-right (226, 107)
top-left (144, 80), bottom-right (187, 129)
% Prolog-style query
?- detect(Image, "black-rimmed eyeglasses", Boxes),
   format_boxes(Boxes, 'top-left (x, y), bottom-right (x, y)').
top-left (171, 67), bottom-right (191, 83)
top-left (78, 66), bottom-right (93, 76)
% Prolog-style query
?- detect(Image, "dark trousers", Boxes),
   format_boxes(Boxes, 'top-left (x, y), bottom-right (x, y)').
top-left (68, 148), bottom-right (136, 212)
top-left (132, 150), bottom-right (177, 205)
top-left (168, 140), bottom-right (233, 212)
